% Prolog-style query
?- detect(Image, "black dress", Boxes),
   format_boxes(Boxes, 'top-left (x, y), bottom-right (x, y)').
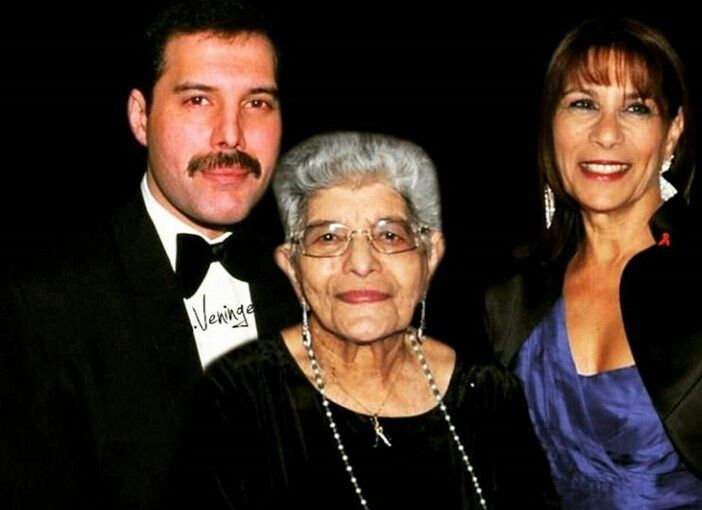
top-left (174, 334), bottom-right (557, 509)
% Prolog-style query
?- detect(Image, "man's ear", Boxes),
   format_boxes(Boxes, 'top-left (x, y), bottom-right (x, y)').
top-left (127, 89), bottom-right (149, 147)
top-left (275, 243), bottom-right (303, 300)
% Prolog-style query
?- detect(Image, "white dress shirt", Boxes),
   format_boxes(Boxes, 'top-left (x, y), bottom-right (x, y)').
top-left (141, 175), bottom-right (258, 368)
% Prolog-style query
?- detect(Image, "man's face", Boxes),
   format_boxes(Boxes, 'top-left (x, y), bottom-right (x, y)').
top-left (128, 31), bottom-right (281, 238)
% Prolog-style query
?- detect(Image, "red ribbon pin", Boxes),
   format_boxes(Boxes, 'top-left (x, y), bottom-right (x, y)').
top-left (658, 232), bottom-right (671, 247)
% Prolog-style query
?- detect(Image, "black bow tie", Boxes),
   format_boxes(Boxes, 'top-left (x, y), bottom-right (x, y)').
top-left (175, 233), bottom-right (253, 298)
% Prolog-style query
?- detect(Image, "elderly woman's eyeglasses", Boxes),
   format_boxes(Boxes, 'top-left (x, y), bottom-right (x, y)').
top-left (294, 219), bottom-right (426, 258)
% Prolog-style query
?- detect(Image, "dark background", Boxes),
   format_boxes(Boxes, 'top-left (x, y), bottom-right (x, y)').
top-left (3, 1), bottom-right (701, 341)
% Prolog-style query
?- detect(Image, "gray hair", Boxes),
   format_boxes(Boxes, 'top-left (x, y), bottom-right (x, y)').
top-left (273, 131), bottom-right (442, 240)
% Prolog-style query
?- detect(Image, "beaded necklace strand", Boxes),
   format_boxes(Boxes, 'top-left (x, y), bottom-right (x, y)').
top-left (301, 319), bottom-right (488, 510)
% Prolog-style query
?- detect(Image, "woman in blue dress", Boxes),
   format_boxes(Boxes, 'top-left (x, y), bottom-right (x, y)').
top-left (484, 17), bottom-right (702, 508)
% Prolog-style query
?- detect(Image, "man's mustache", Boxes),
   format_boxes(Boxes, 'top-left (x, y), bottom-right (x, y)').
top-left (187, 150), bottom-right (262, 177)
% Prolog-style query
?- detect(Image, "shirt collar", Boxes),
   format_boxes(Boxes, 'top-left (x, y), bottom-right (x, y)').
top-left (140, 173), bottom-right (230, 271)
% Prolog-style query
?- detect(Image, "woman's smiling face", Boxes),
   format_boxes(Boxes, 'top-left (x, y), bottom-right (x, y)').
top-left (553, 52), bottom-right (683, 217)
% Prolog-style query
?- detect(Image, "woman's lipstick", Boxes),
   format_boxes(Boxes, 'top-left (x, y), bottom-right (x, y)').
top-left (578, 160), bottom-right (631, 182)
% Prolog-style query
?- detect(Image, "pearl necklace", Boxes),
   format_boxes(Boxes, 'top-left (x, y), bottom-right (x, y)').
top-left (301, 323), bottom-right (488, 510)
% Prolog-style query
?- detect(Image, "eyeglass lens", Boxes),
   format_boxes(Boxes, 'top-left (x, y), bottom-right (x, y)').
top-left (301, 220), bottom-right (417, 257)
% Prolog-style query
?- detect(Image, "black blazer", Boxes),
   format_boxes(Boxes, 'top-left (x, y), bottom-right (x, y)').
top-left (0, 193), bottom-right (299, 510)
top-left (483, 198), bottom-right (702, 479)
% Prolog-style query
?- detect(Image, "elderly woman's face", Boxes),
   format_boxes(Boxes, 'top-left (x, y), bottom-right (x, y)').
top-left (552, 63), bottom-right (683, 215)
top-left (278, 181), bottom-right (443, 344)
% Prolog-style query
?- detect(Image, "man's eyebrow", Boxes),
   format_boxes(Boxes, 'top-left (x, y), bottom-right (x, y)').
top-left (171, 83), bottom-right (279, 99)
top-left (172, 82), bottom-right (215, 93)
top-left (249, 86), bottom-right (279, 98)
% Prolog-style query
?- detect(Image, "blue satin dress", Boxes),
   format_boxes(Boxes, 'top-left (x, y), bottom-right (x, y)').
top-left (514, 298), bottom-right (702, 509)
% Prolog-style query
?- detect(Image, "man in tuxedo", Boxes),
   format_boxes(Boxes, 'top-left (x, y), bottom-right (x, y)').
top-left (0, 1), bottom-right (298, 508)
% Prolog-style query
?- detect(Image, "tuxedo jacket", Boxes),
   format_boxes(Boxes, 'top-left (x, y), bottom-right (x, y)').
top-left (483, 198), bottom-right (702, 479)
top-left (0, 193), bottom-right (299, 509)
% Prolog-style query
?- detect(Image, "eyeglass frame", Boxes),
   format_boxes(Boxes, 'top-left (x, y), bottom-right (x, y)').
top-left (291, 218), bottom-right (430, 258)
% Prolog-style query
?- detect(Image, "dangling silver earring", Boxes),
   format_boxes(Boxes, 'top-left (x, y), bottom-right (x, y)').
top-left (544, 185), bottom-right (555, 230)
top-left (301, 300), bottom-right (312, 348)
top-left (417, 298), bottom-right (427, 343)
top-left (660, 155), bottom-right (677, 202)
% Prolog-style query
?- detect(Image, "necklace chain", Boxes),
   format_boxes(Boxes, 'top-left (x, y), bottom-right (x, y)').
top-left (301, 322), bottom-right (487, 510)
top-left (321, 342), bottom-right (405, 448)
top-left (406, 331), bottom-right (487, 509)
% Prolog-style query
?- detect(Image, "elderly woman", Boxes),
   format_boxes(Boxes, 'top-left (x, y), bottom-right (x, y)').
top-left (175, 132), bottom-right (556, 508)
top-left (484, 18), bottom-right (702, 507)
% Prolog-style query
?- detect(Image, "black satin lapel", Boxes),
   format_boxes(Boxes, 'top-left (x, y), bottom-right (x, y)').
top-left (666, 388), bottom-right (702, 478)
top-left (621, 241), bottom-right (702, 477)
top-left (227, 219), bottom-right (300, 339)
top-left (485, 261), bottom-right (564, 368)
top-left (110, 197), bottom-right (203, 423)
top-left (248, 264), bottom-right (300, 340)
top-left (622, 246), bottom-right (702, 412)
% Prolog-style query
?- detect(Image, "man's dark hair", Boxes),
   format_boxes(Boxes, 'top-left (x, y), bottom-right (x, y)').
top-left (137, 0), bottom-right (279, 106)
